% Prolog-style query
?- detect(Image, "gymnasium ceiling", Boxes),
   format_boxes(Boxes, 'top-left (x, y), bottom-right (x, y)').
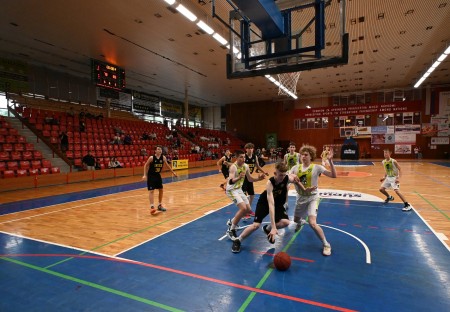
top-left (0, 0), bottom-right (449, 107)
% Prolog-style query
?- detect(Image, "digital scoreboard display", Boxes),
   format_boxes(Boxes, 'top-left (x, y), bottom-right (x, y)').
top-left (91, 59), bottom-right (125, 91)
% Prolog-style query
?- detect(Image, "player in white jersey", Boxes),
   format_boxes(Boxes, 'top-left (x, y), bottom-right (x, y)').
top-left (379, 148), bottom-right (411, 211)
top-left (226, 150), bottom-right (266, 240)
top-left (289, 144), bottom-right (336, 256)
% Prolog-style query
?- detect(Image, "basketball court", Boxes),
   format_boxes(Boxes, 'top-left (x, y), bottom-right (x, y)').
top-left (1, 161), bottom-right (449, 311)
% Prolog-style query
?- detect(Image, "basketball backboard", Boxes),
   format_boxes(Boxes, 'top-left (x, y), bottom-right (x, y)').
top-left (211, 0), bottom-right (349, 79)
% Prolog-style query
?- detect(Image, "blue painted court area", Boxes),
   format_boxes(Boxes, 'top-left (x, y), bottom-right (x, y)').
top-left (431, 161), bottom-right (450, 168)
top-left (1, 195), bottom-right (449, 311)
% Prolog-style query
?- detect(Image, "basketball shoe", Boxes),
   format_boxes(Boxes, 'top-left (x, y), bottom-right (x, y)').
top-left (384, 196), bottom-right (394, 203)
top-left (323, 244), bottom-right (332, 256)
top-left (157, 204), bottom-right (167, 212)
top-left (402, 203), bottom-right (412, 211)
top-left (231, 239), bottom-right (241, 253)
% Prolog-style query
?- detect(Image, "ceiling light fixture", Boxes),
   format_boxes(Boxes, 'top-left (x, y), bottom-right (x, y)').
top-left (164, 0), bottom-right (176, 5)
top-left (212, 33), bottom-right (227, 45)
top-left (197, 20), bottom-right (214, 34)
top-left (414, 45), bottom-right (450, 88)
top-left (176, 4), bottom-right (197, 21)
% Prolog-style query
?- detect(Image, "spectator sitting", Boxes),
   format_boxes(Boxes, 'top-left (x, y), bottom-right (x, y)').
top-left (95, 158), bottom-right (102, 170)
top-left (111, 134), bottom-right (121, 145)
top-left (149, 132), bottom-right (157, 140)
top-left (82, 151), bottom-right (96, 171)
top-left (141, 148), bottom-right (148, 156)
top-left (141, 132), bottom-right (150, 140)
top-left (123, 134), bottom-right (133, 145)
top-left (108, 157), bottom-right (123, 169)
top-left (96, 112), bottom-right (103, 120)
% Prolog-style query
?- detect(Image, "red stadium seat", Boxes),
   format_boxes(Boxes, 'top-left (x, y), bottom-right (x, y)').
top-left (0, 151), bottom-right (9, 161)
top-left (41, 159), bottom-right (52, 168)
top-left (33, 151), bottom-right (43, 159)
top-left (20, 161), bottom-right (30, 169)
top-left (40, 167), bottom-right (50, 175)
top-left (10, 152), bottom-right (21, 161)
top-left (0, 162), bottom-right (6, 172)
top-left (7, 161), bottom-right (19, 170)
top-left (16, 169), bottom-right (28, 177)
top-left (3, 170), bottom-right (15, 178)
top-left (51, 167), bottom-right (60, 174)
top-left (2, 144), bottom-right (13, 152)
top-left (29, 168), bottom-right (39, 175)
top-left (14, 143), bottom-right (24, 152)
top-left (25, 143), bottom-right (35, 151)
top-left (22, 151), bottom-right (33, 160)
top-left (31, 160), bottom-right (41, 169)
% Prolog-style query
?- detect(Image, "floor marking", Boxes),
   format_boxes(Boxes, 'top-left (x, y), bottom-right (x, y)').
top-left (320, 224), bottom-right (371, 264)
top-left (1, 253), bottom-right (358, 312)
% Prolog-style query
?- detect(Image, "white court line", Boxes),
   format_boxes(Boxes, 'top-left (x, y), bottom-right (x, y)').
top-left (0, 230), bottom-right (112, 258)
top-left (320, 224), bottom-right (372, 264)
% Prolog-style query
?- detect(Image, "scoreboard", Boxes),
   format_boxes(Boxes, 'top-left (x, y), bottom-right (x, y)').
top-left (91, 59), bottom-right (125, 91)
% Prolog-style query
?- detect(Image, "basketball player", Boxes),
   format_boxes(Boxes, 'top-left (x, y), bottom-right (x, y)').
top-left (290, 144), bottom-right (336, 256)
top-left (282, 142), bottom-right (300, 210)
top-left (379, 148), bottom-right (412, 211)
top-left (242, 143), bottom-right (269, 218)
top-left (283, 142), bottom-right (300, 170)
top-left (320, 146), bottom-right (330, 167)
top-left (142, 145), bottom-right (177, 214)
top-left (217, 149), bottom-right (232, 190)
top-left (231, 162), bottom-right (299, 253)
top-left (226, 150), bottom-right (266, 240)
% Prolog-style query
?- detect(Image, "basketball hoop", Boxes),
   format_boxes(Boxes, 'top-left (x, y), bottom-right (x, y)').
top-left (277, 72), bottom-right (301, 97)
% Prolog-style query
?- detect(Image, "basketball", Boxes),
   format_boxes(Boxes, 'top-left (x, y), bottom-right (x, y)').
top-left (273, 252), bottom-right (291, 271)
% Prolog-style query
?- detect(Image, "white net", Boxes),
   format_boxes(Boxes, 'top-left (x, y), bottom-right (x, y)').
top-left (277, 72), bottom-right (301, 96)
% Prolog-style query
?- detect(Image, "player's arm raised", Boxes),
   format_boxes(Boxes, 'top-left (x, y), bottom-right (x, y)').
top-left (322, 148), bottom-right (337, 178)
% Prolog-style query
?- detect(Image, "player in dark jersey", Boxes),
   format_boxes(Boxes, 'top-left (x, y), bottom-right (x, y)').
top-left (217, 149), bottom-right (233, 190)
top-left (242, 142), bottom-right (269, 218)
top-left (142, 145), bottom-right (177, 214)
top-left (231, 162), bottom-right (298, 253)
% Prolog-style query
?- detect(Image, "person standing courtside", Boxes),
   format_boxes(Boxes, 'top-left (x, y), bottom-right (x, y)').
top-left (142, 145), bottom-right (177, 214)
top-left (289, 144), bottom-right (336, 256)
top-left (217, 149), bottom-right (233, 190)
top-left (226, 150), bottom-right (266, 240)
top-left (379, 148), bottom-right (412, 211)
top-left (242, 143), bottom-right (269, 218)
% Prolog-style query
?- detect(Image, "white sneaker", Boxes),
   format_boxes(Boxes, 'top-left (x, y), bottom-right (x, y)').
top-left (294, 219), bottom-right (307, 232)
top-left (402, 204), bottom-right (412, 211)
top-left (323, 244), bottom-right (332, 256)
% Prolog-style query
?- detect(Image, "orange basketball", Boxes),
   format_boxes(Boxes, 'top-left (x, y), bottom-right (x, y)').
top-left (273, 252), bottom-right (291, 271)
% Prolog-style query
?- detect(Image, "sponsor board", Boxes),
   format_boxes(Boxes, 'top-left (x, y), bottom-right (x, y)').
top-left (172, 159), bottom-right (188, 170)
top-left (288, 188), bottom-right (383, 202)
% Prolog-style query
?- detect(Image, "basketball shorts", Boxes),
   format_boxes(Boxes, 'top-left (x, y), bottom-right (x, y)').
top-left (254, 202), bottom-right (289, 223)
top-left (147, 174), bottom-right (163, 190)
top-left (294, 197), bottom-right (319, 220)
top-left (242, 178), bottom-right (255, 196)
top-left (221, 167), bottom-right (229, 179)
top-left (381, 176), bottom-right (399, 190)
top-left (226, 188), bottom-right (250, 206)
